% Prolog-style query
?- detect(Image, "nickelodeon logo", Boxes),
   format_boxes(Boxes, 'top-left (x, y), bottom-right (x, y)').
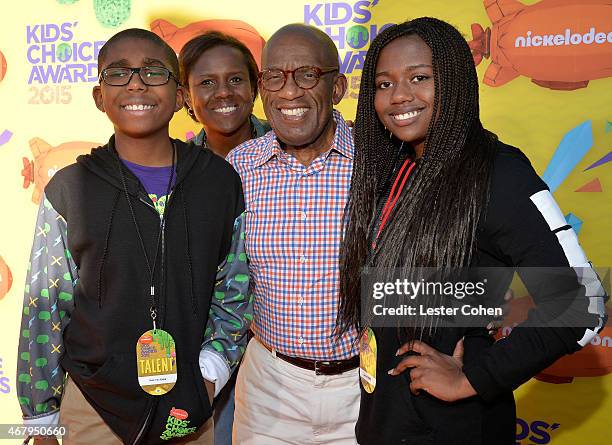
top-left (590, 333), bottom-right (612, 347)
top-left (498, 299), bottom-right (612, 383)
top-left (515, 27), bottom-right (612, 47)
top-left (469, 0), bottom-right (611, 90)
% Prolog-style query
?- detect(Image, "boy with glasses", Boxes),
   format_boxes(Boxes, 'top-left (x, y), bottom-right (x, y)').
top-left (17, 28), bottom-right (250, 445)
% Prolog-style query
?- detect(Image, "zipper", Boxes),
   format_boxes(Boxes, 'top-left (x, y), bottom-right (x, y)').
top-left (130, 194), bottom-right (172, 444)
top-left (131, 399), bottom-right (155, 445)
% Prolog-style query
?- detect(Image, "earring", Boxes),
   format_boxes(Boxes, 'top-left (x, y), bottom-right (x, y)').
top-left (187, 107), bottom-right (195, 118)
top-left (384, 125), bottom-right (392, 140)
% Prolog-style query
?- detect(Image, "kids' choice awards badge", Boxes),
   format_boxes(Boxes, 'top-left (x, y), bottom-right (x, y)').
top-left (136, 329), bottom-right (177, 395)
top-left (359, 327), bottom-right (377, 393)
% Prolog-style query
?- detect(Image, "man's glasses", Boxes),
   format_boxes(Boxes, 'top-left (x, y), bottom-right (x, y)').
top-left (99, 66), bottom-right (178, 86)
top-left (259, 66), bottom-right (338, 91)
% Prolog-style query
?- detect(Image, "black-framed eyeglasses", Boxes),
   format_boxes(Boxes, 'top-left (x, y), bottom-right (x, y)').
top-left (258, 66), bottom-right (338, 91)
top-left (99, 66), bottom-right (178, 86)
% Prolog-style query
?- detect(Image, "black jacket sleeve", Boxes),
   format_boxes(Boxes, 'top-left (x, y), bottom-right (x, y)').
top-left (463, 146), bottom-right (608, 401)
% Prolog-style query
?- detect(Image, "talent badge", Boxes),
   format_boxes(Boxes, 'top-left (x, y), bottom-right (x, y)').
top-left (359, 327), bottom-right (377, 393)
top-left (136, 329), bottom-right (177, 395)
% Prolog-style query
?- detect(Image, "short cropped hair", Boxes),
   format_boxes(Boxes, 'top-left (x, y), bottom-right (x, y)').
top-left (179, 31), bottom-right (259, 99)
top-left (97, 28), bottom-right (179, 77)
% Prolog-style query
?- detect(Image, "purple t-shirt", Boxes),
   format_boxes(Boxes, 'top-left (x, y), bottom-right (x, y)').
top-left (122, 159), bottom-right (175, 215)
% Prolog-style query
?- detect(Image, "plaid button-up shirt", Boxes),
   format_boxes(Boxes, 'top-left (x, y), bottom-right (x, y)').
top-left (227, 110), bottom-right (359, 360)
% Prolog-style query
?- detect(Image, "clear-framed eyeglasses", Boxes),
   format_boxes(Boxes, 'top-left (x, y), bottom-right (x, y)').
top-left (98, 66), bottom-right (178, 86)
top-left (258, 66), bottom-right (338, 91)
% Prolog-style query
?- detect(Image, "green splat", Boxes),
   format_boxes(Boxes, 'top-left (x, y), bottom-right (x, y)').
top-left (211, 341), bottom-right (224, 352)
top-left (229, 319), bottom-right (242, 329)
top-left (240, 232), bottom-right (245, 240)
top-left (20, 352), bottom-right (30, 362)
top-left (43, 198), bottom-right (52, 209)
top-left (22, 329), bottom-right (30, 338)
top-left (43, 266), bottom-right (47, 275)
top-left (40, 289), bottom-right (49, 298)
top-left (63, 272), bottom-right (72, 281)
top-left (36, 334), bottom-right (49, 344)
top-left (59, 311), bottom-right (66, 319)
top-left (35, 357), bottom-right (48, 368)
top-left (25, 284), bottom-right (30, 293)
top-left (214, 291), bottom-right (225, 300)
top-left (235, 274), bottom-right (248, 283)
top-left (18, 374), bottom-right (31, 384)
top-left (23, 307), bottom-right (30, 316)
top-left (232, 293), bottom-right (245, 302)
top-left (227, 253), bottom-right (235, 263)
top-left (94, 0), bottom-right (132, 28)
top-left (38, 311), bottom-right (51, 321)
top-left (43, 223), bottom-right (51, 233)
top-left (244, 313), bottom-right (253, 321)
top-left (238, 253), bottom-right (247, 262)
top-left (58, 292), bottom-right (73, 301)
top-left (65, 250), bottom-right (72, 259)
top-left (35, 380), bottom-right (49, 391)
top-left (35, 403), bottom-right (48, 413)
top-left (19, 396), bottom-right (31, 406)
top-left (204, 327), bottom-right (212, 337)
top-left (152, 330), bottom-right (175, 357)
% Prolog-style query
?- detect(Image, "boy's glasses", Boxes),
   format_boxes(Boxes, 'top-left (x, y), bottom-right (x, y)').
top-left (258, 66), bottom-right (338, 91)
top-left (99, 66), bottom-right (178, 86)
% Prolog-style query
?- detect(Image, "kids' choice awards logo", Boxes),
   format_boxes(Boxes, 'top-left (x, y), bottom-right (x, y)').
top-left (516, 418), bottom-right (560, 445)
top-left (304, 0), bottom-right (394, 98)
top-left (0, 357), bottom-right (11, 394)
top-left (26, 22), bottom-right (106, 104)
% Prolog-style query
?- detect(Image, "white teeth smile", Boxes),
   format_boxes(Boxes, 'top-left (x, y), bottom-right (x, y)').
top-left (123, 104), bottom-right (155, 111)
top-left (280, 108), bottom-right (308, 117)
top-left (214, 106), bottom-right (237, 113)
top-left (393, 110), bottom-right (421, 120)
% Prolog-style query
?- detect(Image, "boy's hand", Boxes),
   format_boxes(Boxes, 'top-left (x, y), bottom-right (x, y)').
top-left (33, 436), bottom-right (60, 445)
top-left (204, 379), bottom-right (214, 406)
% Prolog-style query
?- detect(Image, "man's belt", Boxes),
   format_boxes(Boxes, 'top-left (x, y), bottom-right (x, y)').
top-left (259, 340), bottom-right (359, 375)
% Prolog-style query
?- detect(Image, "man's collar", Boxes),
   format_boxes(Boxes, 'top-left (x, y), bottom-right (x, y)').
top-left (330, 110), bottom-right (354, 160)
top-left (252, 109), bottom-right (353, 168)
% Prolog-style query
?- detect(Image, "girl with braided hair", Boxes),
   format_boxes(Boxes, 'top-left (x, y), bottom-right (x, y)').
top-left (338, 17), bottom-right (606, 444)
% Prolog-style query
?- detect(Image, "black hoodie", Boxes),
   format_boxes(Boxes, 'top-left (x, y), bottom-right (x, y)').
top-left (24, 137), bottom-right (244, 444)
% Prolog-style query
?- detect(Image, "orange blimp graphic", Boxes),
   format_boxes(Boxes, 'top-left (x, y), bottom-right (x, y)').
top-left (498, 296), bottom-right (612, 383)
top-left (22, 138), bottom-right (100, 204)
top-left (0, 255), bottom-right (12, 300)
top-left (150, 19), bottom-right (266, 68)
top-left (469, 0), bottom-right (612, 90)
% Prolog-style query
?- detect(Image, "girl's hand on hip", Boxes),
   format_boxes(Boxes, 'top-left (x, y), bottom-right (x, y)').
top-left (388, 338), bottom-right (477, 402)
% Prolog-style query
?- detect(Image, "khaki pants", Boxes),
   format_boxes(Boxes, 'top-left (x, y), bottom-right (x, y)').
top-left (60, 377), bottom-right (213, 444)
top-left (233, 338), bottom-right (360, 445)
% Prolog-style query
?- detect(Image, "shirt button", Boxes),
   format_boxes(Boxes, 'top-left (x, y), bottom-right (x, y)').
top-left (301, 211), bottom-right (307, 220)
top-left (300, 255), bottom-right (307, 263)
top-left (297, 336), bottom-right (304, 345)
top-left (298, 297), bottom-right (304, 305)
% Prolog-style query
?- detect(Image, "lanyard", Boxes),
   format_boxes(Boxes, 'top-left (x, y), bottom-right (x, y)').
top-left (373, 157), bottom-right (415, 246)
top-left (115, 144), bottom-right (176, 330)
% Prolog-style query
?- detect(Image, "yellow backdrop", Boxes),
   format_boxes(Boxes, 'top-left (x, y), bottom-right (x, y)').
top-left (0, 1), bottom-right (610, 443)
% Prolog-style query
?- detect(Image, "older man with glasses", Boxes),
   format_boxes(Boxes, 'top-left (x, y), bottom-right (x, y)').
top-left (226, 23), bottom-right (359, 444)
